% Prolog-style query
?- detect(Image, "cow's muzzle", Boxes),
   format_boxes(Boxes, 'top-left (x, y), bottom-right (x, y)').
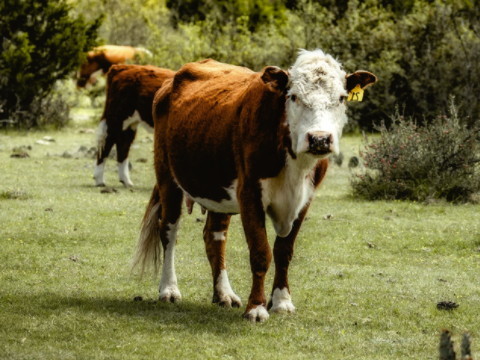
top-left (307, 131), bottom-right (333, 155)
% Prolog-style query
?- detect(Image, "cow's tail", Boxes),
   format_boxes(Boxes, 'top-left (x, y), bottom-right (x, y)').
top-left (132, 185), bottom-right (162, 276)
top-left (96, 118), bottom-right (108, 159)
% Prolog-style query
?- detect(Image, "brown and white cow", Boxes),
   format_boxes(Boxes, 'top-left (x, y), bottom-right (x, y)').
top-left (77, 45), bottom-right (152, 88)
top-left (133, 49), bottom-right (376, 322)
top-left (94, 64), bottom-right (175, 187)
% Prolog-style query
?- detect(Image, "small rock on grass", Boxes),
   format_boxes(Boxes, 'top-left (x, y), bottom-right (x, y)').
top-left (348, 156), bottom-right (360, 168)
top-left (10, 152), bottom-right (29, 158)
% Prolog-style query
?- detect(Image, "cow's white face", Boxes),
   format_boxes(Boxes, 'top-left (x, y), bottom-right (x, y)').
top-left (286, 49), bottom-right (349, 157)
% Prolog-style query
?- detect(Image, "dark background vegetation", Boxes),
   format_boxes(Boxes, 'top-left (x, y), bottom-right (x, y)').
top-left (1, 0), bottom-right (479, 201)
top-left (0, 0), bottom-right (100, 128)
top-left (1, 0), bottom-right (479, 130)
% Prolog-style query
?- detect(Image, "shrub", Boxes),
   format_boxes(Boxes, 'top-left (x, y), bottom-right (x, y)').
top-left (0, 0), bottom-right (100, 128)
top-left (351, 104), bottom-right (480, 202)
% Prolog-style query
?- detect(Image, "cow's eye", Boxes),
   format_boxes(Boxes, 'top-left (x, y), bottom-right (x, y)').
top-left (339, 95), bottom-right (347, 104)
top-left (290, 94), bottom-right (297, 102)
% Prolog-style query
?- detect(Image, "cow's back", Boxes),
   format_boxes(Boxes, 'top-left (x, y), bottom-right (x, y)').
top-left (104, 65), bottom-right (175, 127)
top-left (154, 59), bottom-right (289, 207)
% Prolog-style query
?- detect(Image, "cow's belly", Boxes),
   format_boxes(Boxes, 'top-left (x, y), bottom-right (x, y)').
top-left (186, 180), bottom-right (240, 214)
top-left (122, 111), bottom-right (153, 133)
top-left (179, 172), bottom-right (315, 238)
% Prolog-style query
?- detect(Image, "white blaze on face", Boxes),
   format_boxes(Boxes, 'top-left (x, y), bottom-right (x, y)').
top-left (287, 49), bottom-right (349, 155)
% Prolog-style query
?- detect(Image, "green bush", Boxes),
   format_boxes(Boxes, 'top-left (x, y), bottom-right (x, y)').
top-left (350, 104), bottom-right (480, 202)
top-left (0, 0), bottom-right (100, 128)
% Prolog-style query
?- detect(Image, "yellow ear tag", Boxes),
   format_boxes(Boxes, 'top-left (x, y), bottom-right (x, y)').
top-left (347, 84), bottom-right (364, 102)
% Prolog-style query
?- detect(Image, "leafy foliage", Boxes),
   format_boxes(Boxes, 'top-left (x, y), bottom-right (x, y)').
top-left (146, 0), bottom-right (480, 130)
top-left (0, 0), bottom-right (100, 128)
top-left (3, 0), bottom-right (480, 130)
top-left (166, 0), bottom-right (288, 30)
top-left (351, 104), bottom-right (480, 202)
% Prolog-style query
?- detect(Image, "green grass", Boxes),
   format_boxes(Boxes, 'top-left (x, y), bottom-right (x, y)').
top-left (1, 122), bottom-right (479, 359)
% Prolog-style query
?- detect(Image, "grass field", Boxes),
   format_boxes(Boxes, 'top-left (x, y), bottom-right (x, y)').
top-left (1, 118), bottom-right (479, 359)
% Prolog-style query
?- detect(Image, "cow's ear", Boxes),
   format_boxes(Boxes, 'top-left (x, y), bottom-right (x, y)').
top-left (261, 66), bottom-right (289, 91)
top-left (346, 71), bottom-right (377, 92)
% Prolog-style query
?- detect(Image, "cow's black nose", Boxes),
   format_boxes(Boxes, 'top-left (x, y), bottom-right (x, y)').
top-left (307, 131), bottom-right (333, 155)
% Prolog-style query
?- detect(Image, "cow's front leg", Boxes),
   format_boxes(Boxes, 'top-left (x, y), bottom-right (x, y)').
top-left (269, 159), bottom-right (328, 313)
top-left (203, 212), bottom-right (242, 308)
top-left (239, 182), bottom-right (272, 322)
top-left (268, 205), bottom-right (309, 313)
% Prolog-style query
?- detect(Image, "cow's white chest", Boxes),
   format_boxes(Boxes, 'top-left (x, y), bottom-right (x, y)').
top-left (260, 158), bottom-right (315, 237)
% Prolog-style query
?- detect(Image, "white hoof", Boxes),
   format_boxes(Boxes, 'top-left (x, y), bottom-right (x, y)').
top-left (214, 270), bottom-right (242, 308)
top-left (215, 293), bottom-right (242, 308)
top-left (159, 286), bottom-right (182, 303)
top-left (118, 159), bottom-right (133, 187)
top-left (119, 179), bottom-right (134, 187)
top-left (94, 162), bottom-right (106, 186)
top-left (270, 288), bottom-right (296, 313)
top-left (244, 305), bottom-right (269, 322)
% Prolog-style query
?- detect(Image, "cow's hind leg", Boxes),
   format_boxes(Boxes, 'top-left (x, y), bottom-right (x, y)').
top-left (203, 212), bottom-right (242, 308)
top-left (157, 180), bottom-right (183, 303)
top-left (116, 127), bottom-right (137, 187)
top-left (94, 119), bottom-right (115, 186)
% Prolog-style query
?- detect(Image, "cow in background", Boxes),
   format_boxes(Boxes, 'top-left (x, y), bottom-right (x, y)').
top-left (77, 45), bottom-right (152, 88)
top-left (94, 64), bottom-right (175, 187)
top-left (133, 50), bottom-right (377, 322)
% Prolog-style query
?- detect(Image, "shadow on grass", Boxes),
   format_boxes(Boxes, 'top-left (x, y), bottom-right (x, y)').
top-left (7, 292), bottom-right (249, 334)
top-left (78, 183), bottom-right (155, 193)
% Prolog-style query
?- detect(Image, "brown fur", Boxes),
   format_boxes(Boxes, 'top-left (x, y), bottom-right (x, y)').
top-left (77, 45), bottom-right (151, 88)
top-left (137, 59), bottom-right (332, 320)
top-left (95, 64), bottom-right (174, 187)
